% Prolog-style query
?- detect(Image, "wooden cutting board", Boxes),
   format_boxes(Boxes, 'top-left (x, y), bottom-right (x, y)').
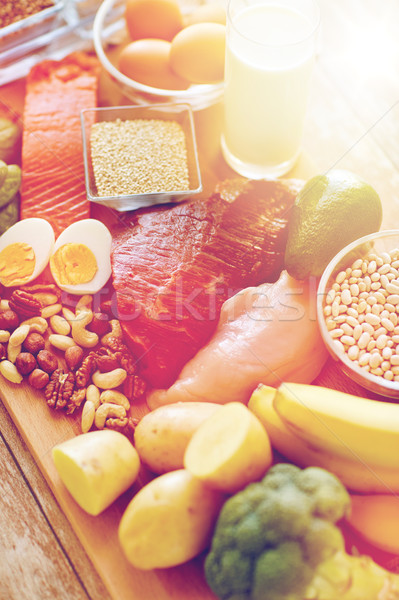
top-left (0, 74), bottom-right (395, 600)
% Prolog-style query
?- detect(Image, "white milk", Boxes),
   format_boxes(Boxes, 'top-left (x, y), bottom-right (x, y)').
top-left (222, 2), bottom-right (318, 178)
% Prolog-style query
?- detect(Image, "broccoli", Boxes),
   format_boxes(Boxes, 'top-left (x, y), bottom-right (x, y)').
top-left (204, 464), bottom-right (399, 600)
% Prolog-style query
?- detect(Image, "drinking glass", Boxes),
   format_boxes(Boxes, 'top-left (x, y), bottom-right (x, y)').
top-left (222, 0), bottom-right (320, 178)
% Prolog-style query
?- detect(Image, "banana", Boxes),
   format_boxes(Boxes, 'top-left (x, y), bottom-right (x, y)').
top-left (248, 385), bottom-right (399, 494)
top-left (270, 382), bottom-right (399, 470)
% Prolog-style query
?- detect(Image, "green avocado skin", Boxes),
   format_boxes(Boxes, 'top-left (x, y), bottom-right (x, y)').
top-left (284, 170), bottom-right (383, 280)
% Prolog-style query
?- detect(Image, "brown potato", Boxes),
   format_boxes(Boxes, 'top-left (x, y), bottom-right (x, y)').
top-left (134, 401), bottom-right (220, 474)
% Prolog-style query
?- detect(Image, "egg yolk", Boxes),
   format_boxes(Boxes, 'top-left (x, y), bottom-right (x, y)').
top-left (50, 243), bottom-right (97, 285)
top-left (0, 242), bottom-right (35, 287)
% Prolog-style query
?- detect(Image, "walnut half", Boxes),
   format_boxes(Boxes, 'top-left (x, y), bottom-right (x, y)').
top-left (44, 369), bottom-right (75, 410)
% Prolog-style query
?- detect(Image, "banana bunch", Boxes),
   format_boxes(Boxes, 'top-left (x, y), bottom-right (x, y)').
top-left (248, 383), bottom-right (399, 494)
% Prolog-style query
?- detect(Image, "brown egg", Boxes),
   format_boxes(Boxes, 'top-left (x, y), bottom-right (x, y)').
top-left (124, 0), bottom-right (183, 41)
top-left (170, 23), bottom-right (226, 84)
top-left (118, 39), bottom-right (190, 90)
top-left (184, 3), bottom-right (226, 27)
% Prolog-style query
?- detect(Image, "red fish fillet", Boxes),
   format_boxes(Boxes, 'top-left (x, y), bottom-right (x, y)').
top-left (20, 52), bottom-right (100, 237)
top-left (111, 178), bottom-right (303, 389)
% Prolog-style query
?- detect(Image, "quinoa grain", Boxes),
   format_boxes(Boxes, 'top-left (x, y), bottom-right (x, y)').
top-left (0, 0), bottom-right (54, 28)
top-left (90, 118), bottom-right (190, 197)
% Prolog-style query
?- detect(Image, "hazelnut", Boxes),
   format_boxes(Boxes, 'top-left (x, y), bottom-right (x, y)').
top-left (36, 349), bottom-right (58, 374)
top-left (89, 312), bottom-right (110, 337)
top-left (15, 352), bottom-right (37, 375)
top-left (0, 310), bottom-right (19, 331)
top-left (0, 342), bottom-right (5, 361)
top-left (28, 368), bottom-right (50, 389)
top-left (23, 332), bottom-right (45, 355)
top-left (65, 345), bottom-right (84, 371)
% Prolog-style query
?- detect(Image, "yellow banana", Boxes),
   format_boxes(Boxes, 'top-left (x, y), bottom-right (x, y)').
top-left (248, 385), bottom-right (399, 494)
top-left (270, 382), bottom-right (399, 470)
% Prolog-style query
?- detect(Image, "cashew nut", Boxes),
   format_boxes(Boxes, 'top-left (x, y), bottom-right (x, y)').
top-left (94, 402), bottom-right (127, 429)
top-left (0, 330), bottom-right (10, 343)
top-left (41, 303), bottom-right (62, 319)
top-left (62, 306), bottom-right (76, 322)
top-left (92, 368), bottom-right (127, 389)
top-left (21, 316), bottom-right (49, 334)
top-left (9, 324), bottom-right (30, 347)
top-left (7, 342), bottom-right (21, 363)
top-left (0, 360), bottom-right (23, 384)
top-left (81, 400), bottom-right (96, 433)
top-left (50, 314), bottom-right (71, 336)
top-left (71, 309), bottom-right (98, 349)
top-left (86, 384), bottom-right (101, 409)
top-left (0, 299), bottom-right (10, 311)
top-left (33, 292), bottom-right (59, 307)
top-left (101, 319), bottom-right (123, 345)
top-left (76, 295), bottom-right (93, 314)
top-left (100, 389), bottom-right (130, 411)
top-left (49, 334), bottom-right (77, 351)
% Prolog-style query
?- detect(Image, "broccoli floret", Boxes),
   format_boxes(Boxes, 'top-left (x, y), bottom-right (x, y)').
top-left (205, 464), bottom-right (399, 600)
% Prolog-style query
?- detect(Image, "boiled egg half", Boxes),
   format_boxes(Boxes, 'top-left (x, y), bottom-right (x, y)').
top-left (0, 218), bottom-right (55, 287)
top-left (50, 219), bottom-right (112, 295)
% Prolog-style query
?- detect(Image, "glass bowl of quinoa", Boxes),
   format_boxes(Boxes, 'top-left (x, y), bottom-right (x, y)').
top-left (317, 230), bottom-right (399, 399)
top-left (93, 0), bottom-right (225, 111)
top-left (81, 103), bottom-right (202, 211)
top-left (0, 0), bottom-right (64, 53)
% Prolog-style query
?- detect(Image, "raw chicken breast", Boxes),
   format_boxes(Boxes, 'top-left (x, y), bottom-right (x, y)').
top-left (147, 271), bottom-right (328, 408)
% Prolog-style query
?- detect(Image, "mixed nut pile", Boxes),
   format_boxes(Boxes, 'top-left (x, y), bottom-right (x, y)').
top-left (0, 283), bottom-right (146, 437)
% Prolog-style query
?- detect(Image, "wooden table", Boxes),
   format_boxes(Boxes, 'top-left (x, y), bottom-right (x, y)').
top-left (1, 0), bottom-right (399, 598)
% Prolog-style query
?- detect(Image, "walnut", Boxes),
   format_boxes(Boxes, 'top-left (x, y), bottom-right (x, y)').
top-left (102, 337), bottom-right (137, 375)
top-left (75, 353), bottom-right (97, 388)
top-left (15, 352), bottom-right (37, 375)
top-left (105, 416), bottom-right (137, 441)
top-left (44, 368), bottom-right (75, 410)
top-left (36, 350), bottom-right (58, 374)
top-left (66, 387), bottom-right (86, 415)
top-left (95, 348), bottom-right (120, 373)
top-left (0, 309), bottom-right (19, 331)
top-left (123, 374), bottom-right (147, 400)
top-left (28, 369), bottom-right (50, 390)
top-left (9, 290), bottom-right (41, 319)
top-left (23, 332), bottom-right (45, 355)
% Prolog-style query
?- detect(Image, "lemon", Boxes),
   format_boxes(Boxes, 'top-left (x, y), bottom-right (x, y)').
top-left (284, 169), bottom-right (382, 279)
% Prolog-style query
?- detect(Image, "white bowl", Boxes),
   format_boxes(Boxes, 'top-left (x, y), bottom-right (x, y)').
top-left (93, 0), bottom-right (225, 111)
top-left (317, 230), bottom-right (399, 399)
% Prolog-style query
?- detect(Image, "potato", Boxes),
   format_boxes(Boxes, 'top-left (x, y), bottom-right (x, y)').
top-left (184, 402), bottom-right (273, 493)
top-left (134, 401), bottom-right (220, 474)
top-left (52, 430), bottom-right (140, 516)
top-left (118, 469), bottom-right (224, 569)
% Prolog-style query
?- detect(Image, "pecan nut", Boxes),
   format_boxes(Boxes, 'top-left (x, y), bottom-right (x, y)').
top-left (66, 387), bottom-right (86, 415)
top-left (9, 290), bottom-right (41, 319)
top-left (123, 374), bottom-right (146, 401)
top-left (21, 283), bottom-right (61, 300)
top-left (44, 368), bottom-right (75, 410)
top-left (75, 353), bottom-right (97, 388)
top-left (101, 337), bottom-right (137, 375)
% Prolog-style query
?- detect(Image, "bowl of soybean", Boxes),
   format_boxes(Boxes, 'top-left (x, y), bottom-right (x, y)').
top-left (81, 103), bottom-right (202, 212)
top-left (317, 229), bottom-right (399, 399)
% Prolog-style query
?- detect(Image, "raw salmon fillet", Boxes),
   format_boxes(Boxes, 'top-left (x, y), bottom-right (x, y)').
top-left (20, 52), bottom-right (100, 237)
top-left (148, 271), bottom-right (328, 408)
top-left (111, 178), bottom-right (303, 389)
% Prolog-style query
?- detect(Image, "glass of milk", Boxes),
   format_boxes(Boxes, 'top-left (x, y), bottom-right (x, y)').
top-left (222, 0), bottom-right (320, 178)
